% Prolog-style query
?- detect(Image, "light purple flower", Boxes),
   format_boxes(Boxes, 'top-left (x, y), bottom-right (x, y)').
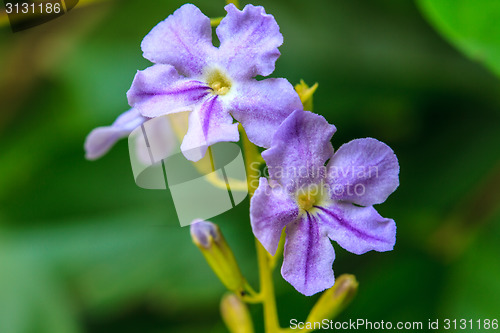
top-left (127, 4), bottom-right (302, 161)
top-left (85, 108), bottom-right (147, 160)
top-left (250, 110), bottom-right (399, 296)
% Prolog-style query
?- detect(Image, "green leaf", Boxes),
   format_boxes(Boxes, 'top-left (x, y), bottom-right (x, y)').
top-left (418, 0), bottom-right (500, 77)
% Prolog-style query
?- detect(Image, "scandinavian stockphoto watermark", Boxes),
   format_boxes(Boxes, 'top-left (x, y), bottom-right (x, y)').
top-left (4, 0), bottom-right (78, 32)
top-left (127, 116), bottom-right (383, 226)
top-left (248, 161), bottom-right (380, 198)
top-left (128, 116), bottom-right (248, 227)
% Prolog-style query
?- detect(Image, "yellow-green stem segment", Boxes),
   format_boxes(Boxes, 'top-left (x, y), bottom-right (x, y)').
top-left (241, 126), bottom-right (281, 332)
top-left (256, 239), bottom-right (281, 333)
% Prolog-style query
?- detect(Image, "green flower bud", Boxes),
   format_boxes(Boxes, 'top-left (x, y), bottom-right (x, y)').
top-left (306, 274), bottom-right (358, 323)
top-left (295, 80), bottom-right (318, 111)
top-left (220, 293), bottom-right (254, 333)
top-left (191, 220), bottom-right (246, 293)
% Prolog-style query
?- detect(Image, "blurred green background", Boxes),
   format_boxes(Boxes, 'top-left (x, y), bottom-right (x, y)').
top-left (1, 0), bottom-right (500, 332)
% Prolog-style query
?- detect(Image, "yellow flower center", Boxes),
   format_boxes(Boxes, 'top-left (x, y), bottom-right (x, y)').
top-left (296, 184), bottom-right (329, 212)
top-left (297, 192), bottom-right (317, 211)
top-left (206, 69), bottom-right (232, 95)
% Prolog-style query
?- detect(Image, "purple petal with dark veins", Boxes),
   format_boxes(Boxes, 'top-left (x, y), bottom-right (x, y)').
top-left (326, 138), bottom-right (399, 206)
top-left (85, 108), bottom-right (147, 160)
top-left (230, 78), bottom-right (303, 149)
top-left (250, 177), bottom-right (300, 255)
top-left (216, 4), bottom-right (283, 80)
top-left (316, 202), bottom-right (396, 255)
top-left (180, 95), bottom-right (239, 161)
top-left (281, 212), bottom-right (335, 296)
top-left (261, 110), bottom-right (336, 193)
top-left (141, 4), bottom-right (217, 76)
top-left (127, 64), bottom-right (209, 118)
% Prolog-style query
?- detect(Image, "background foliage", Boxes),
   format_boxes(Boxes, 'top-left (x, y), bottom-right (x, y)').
top-left (1, 0), bottom-right (499, 332)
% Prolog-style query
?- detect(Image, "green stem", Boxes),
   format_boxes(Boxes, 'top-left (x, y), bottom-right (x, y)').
top-left (257, 239), bottom-right (280, 333)
top-left (240, 126), bottom-right (280, 332)
top-left (240, 281), bottom-right (262, 303)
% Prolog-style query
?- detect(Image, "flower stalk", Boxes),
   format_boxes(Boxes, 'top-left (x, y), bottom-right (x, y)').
top-left (256, 239), bottom-right (281, 333)
top-left (241, 126), bottom-right (281, 332)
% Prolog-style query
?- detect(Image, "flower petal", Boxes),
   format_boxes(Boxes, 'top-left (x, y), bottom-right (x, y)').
top-left (281, 213), bottom-right (335, 296)
top-left (261, 110), bottom-right (336, 192)
top-left (250, 178), bottom-right (299, 255)
top-left (180, 96), bottom-right (239, 161)
top-left (230, 78), bottom-right (302, 149)
top-left (216, 4), bottom-right (283, 79)
top-left (326, 138), bottom-right (400, 206)
top-left (141, 4), bottom-right (216, 76)
top-left (127, 64), bottom-right (209, 118)
top-left (132, 115), bottom-right (176, 165)
top-left (85, 108), bottom-right (146, 160)
top-left (316, 203), bottom-right (396, 255)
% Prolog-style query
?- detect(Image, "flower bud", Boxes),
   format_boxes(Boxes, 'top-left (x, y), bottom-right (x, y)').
top-left (306, 274), bottom-right (358, 322)
top-left (295, 80), bottom-right (318, 111)
top-left (220, 293), bottom-right (254, 333)
top-left (191, 220), bottom-right (246, 293)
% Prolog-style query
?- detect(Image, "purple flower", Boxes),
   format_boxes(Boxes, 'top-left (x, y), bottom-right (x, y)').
top-left (127, 4), bottom-right (302, 161)
top-left (250, 111), bottom-right (399, 296)
top-left (85, 108), bottom-right (147, 160)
